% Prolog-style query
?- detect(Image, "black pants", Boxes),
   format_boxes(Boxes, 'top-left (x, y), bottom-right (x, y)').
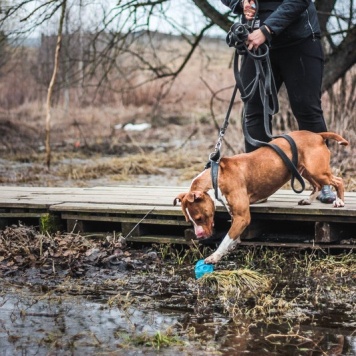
top-left (240, 37), bottom-right (328, 152)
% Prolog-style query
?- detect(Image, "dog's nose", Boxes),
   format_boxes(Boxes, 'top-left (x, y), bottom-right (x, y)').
top-left (196, 231), bottom-right (205, 238)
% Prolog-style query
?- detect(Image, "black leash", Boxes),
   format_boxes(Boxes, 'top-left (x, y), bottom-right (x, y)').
top-left (205, 83), bottom-right (239, 200)
top-left (206, 13), bottom-right (305, 195)
top-left (236, 47), bottom-right (306, 193)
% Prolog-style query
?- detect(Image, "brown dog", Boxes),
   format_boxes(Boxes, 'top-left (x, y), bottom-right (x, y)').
top-left (174, 131), bottom-right (348, 264)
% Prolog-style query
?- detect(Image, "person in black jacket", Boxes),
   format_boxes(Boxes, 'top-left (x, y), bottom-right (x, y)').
top-left (221, 0), bottom-right (335, 203)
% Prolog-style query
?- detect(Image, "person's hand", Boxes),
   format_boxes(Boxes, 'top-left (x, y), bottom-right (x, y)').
top-left (243, 0), bottom-right (256, 21)
top-left (247, 29), bottom-right (268, 50)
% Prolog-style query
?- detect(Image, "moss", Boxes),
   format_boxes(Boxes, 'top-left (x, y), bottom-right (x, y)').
top-left (40, 213), bottom-right (61, 234)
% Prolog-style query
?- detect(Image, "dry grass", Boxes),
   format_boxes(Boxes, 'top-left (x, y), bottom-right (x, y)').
top-left (199, 269), bottom-right (271, 299)
top-left (0, 37), bottom-right (354, 190)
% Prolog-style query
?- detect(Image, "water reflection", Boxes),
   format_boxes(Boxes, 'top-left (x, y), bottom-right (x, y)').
top-left (0, 285), bottom-right (355, 355)
top-left (0, 289), bottom-right (178, 355)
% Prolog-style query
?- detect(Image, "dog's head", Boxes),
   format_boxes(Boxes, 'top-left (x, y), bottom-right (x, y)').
top-left (173, 191), bottom-right (215, 239)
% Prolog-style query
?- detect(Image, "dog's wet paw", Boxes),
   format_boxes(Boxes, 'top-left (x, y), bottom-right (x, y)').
top-left (298, 199), bottom-right (311, 205)
top-left (204, 253), bottom-right (221, 264)
top-left (333, 198), bottom-right (345, 208)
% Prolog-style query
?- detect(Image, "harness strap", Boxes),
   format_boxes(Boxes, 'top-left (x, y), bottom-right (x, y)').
top-left (242, 116), bottom-right (305, 193)
top-left (236, 45), bottom-right (305, 194)
top-left (210, 160), bottom-right (220, 200)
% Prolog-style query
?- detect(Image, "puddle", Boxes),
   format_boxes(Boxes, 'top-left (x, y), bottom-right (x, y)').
top-left (1, 267), bottom-right (355, 355)
top-left (0, 286), bottom-right (179, 355)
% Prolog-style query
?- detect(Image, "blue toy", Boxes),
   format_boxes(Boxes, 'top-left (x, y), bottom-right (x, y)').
top-left (195, 259), bottom-right (214, 279)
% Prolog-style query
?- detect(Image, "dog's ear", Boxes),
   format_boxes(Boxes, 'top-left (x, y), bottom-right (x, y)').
top-left (173, 192), bottom-right (187, 206)
top-left (174, 191), bottom-right (204, 205)
top-left (189, 191), bottom-right (204, 202)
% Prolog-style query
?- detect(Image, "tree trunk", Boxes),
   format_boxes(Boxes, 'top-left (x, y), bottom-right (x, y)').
top-left (45, 0), bottom-right (67, 169)
top-left (192, 0), bottom-right (232, 32)
top-left (322, 25), bottom-right (356, 92)
top-left (315, 0), bottom-right (337, 35)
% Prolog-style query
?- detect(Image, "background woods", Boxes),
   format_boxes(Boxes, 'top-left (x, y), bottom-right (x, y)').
top-left (0, 0), bottom-right (354, 184)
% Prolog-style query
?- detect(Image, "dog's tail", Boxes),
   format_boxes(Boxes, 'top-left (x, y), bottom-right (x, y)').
top-left (319, 132), bottom-right (349, 146)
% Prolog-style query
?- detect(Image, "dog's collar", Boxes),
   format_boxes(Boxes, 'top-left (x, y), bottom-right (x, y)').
top-left (209, 161), bottom-right (231, 215)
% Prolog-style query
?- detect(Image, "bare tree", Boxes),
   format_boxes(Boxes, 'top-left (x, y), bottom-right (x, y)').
top-left (193, 0), bottom-right (355, 92)
top-left (0, 0), bottom-right (355, 99)
top-left (45, 0), bottom-right (67, 169)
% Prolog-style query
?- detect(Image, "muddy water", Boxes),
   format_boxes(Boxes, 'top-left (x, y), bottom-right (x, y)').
top-left (1, 261), bottom-right (355, 356)
top-left (1, 287), bottom-right (178, 355)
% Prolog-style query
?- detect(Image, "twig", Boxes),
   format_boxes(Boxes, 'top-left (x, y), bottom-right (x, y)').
top-left (176, 127), bottom-right (199, 150)
top-left (125, 132), bottom-right (145, 155)
top-left (123, 208), bottom-right (155, 239)
top-left (265, 333), bottom-right (327, 355)
top-left (189, 239), bottom-right (204, 259)
top-left (70, 220), bottom-right (78, 234)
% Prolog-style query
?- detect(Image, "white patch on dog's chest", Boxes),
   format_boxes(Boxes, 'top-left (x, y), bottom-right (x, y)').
top-left (208, 188), bottom-right (232, 215)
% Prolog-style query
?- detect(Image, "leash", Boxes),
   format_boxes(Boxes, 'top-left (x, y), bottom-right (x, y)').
top-left (205, 84), bottom-right (239, 200)
top-left (206, 7), bottom-right (305, 196)
top-left (236, 47), bottom-right (306, 193)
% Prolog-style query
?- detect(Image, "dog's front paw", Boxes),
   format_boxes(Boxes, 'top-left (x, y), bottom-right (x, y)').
top-left (333, 198), bottom-right (345, 208)
top-left (298, 198), bottom-right (312, 206)
top-left (204, 253), bottom-right (222, 264)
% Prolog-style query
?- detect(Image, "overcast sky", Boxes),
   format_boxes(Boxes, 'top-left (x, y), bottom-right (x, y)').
top-left (8, 0), bottom-right (229, 38)
top-left (7, 0), bottom-right (354, 41)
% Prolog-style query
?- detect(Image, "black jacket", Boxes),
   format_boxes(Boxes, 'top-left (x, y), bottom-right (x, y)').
top-left (221, 0), bottom-right (321, 48)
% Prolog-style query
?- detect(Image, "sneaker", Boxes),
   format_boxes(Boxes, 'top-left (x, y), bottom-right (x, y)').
top-left (317, 185), bottom-right (336, 204)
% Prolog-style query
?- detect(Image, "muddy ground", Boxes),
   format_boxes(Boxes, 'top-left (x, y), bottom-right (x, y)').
top-left (0, 224), bottom-right (355, 355)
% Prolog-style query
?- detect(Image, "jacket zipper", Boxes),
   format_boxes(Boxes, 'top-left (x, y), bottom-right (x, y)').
top-left (306, 9), bottom-right (316, 40)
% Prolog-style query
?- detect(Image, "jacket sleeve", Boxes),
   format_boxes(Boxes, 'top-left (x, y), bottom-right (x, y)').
top-left (221, 0), bottom-right (243, 14)
top-left (263, 0), bottom-right (311, 35)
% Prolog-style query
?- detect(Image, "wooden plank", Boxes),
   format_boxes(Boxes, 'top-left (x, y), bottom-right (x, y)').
top-left (2, 186), bottom-right (355, 199)
top-left (251, 211), bottom-right (356, 224)
top-left (126, 235), bottom-right (190, 245)
top-left (1, 187), bottom-right (355, 207)
top-left (315, 222), bottom-right (337, 243)
top-left (0, 212), bottom-right (44, 218)
top-left (315, 221), bottom-right (355, 242)
top-left (61, 213), bottom-right (190, 226)
top-left (238, 241), bottom-right (356, 249)
top-left (50, 203), bottom-right (184, 215)
top-left (247, 203), bottom-right (356, 217)
top-left (241, 220), bottom-right (269, 240)
top-left (0, 187), bottom-right (355, 245)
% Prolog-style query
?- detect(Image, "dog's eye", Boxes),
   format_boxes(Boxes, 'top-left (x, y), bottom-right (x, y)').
top-left (195, 216), bottom-right (203, 223)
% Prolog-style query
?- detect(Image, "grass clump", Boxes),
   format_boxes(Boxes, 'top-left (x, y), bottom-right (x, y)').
top-left (123, 330), bottom-right (184, 350)
top-left (199, 269), bottom-right (271, 299)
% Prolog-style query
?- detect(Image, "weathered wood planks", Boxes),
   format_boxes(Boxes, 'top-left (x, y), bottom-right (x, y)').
top-left (0, 186), bottom-right (355, 246)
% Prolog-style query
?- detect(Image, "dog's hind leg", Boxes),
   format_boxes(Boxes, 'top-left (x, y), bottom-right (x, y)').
top-left (298, 186), bottom-right (320, 205)
top-left (330, 175), bottom-right (345, 207)
top-left (297, 170), bottom-right (321, 205)
top-left (298, 169), bottom-right (345, 207)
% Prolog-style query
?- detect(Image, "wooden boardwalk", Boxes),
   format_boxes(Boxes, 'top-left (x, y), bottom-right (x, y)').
top-left (0, 186), bottom-right (355, 248)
